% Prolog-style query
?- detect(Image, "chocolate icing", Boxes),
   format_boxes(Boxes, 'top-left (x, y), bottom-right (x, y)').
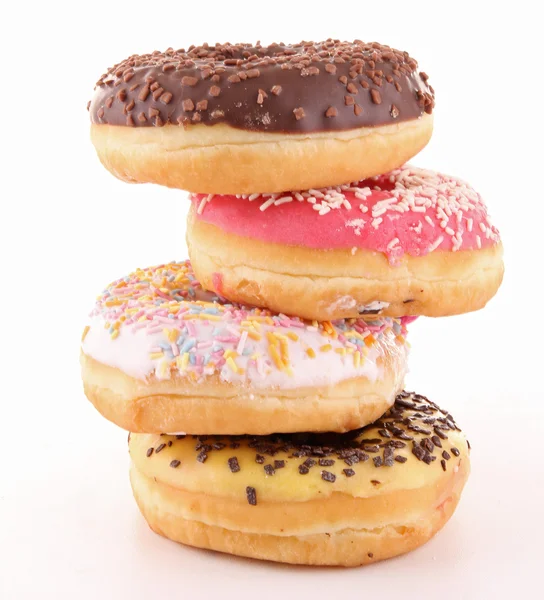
top-left (89, 40), bottom-right (434, 133)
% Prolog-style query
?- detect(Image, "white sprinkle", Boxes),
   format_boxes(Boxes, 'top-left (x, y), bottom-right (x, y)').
top-left (359, 204), bottom-right (369, 213)
top-left (479, 222), bottom-right (487, 233)
top-left (387, 237), bottom-right (400, 251)
top-left (429, 236), bottom-right (444, 252)
top-left (445, 227), bottom-right (455, 236)
top-left (236, 330), bottom-right (248, 355)
top-left (274, 196), bottom-right (293, 206)
top-left (476, 235), bottom-right (482, 248)
top-left (248, 193), bottom-right (260, 201)
top-left (197, 194), bottom-right (214, 215)
top-left (226, 324), bottom-right (240, 336)
top-left (467, 218), bottom-right (473, 232)
top-left (372, 217), bottom-right (383, 229)
top-left (424, 215), bottom-right (435, 227)
top-left (346, 219), bottom-right (366, 235)
top-left (259, 198), bottom-right (276, 212)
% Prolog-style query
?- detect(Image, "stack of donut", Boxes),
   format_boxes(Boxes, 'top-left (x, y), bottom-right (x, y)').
top-left (83, 40), bottom-right (503, 567)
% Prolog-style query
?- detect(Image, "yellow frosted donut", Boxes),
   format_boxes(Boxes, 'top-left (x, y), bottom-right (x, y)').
top-left (129, 391), bottom-right (470, 566)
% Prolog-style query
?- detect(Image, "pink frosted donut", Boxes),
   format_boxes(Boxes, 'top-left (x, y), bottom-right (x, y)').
top-left (187, 165), bottom-right (504, 320)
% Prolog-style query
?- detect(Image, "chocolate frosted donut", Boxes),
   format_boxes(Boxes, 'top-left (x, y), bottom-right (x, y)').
top-left (89, 40), bottom-right (435, 193)
top-left (90, 41), bottom-right (434, 132)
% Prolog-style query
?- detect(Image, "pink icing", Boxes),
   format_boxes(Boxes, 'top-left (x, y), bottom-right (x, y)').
top-left (191, 165), bottom-right (500, 265)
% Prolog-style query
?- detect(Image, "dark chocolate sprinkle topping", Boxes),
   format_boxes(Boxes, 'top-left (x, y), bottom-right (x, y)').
top-left (228, 457), bottom-right (241, 473)
top-left (149, 393), bottom-right (464, 505)
top-left (246, 486), bottom-right (257, 506)
top-left (90, 40), bottom-right (434, 132)
top-left (321, 470), bottom-right (336, 483)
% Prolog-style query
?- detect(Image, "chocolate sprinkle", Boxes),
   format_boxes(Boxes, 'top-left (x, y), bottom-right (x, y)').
top-left (370, 89), bottom-right (382, 104)
top-left (90, 40), bottom-right (434, 132)
top-left (293, 107), bottom-right (306, 120)
top-left (246, 486), bottom-right (257, 506)
top-left (321, 471), bottom-right (336, 483)
top-left (141, 393), bottom-right (464, 503)
top-left (228, 457), bottom-right (241, 473)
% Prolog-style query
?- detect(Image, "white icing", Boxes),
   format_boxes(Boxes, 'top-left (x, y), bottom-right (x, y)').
top-left (82, 313), bottom-right (405, 390)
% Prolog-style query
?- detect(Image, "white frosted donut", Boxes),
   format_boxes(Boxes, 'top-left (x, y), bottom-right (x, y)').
top-left (81, 261), bottom-right (409, 434)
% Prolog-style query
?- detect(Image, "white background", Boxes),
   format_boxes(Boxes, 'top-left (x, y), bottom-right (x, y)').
top-left (1, 1), bottom-right (543, 598)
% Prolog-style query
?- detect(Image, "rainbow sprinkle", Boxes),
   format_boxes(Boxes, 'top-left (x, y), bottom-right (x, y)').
top-left (85, 261), bottom-right (410, 383)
